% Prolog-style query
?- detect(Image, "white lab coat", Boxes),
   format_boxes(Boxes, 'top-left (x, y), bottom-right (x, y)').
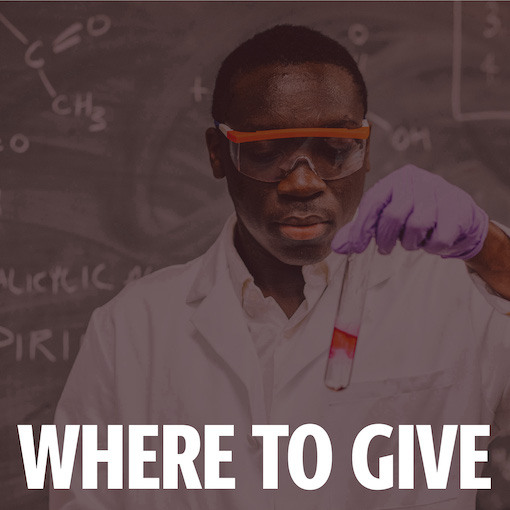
top-left (51, 219), bottom-right (510, 510)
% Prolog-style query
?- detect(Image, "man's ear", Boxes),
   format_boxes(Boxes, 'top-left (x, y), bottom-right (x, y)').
top-left (205, 127), bottom-right (225, 179)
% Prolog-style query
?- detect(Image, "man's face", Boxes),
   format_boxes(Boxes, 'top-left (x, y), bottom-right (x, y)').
top-left (207, 62), bottom-right (369, 266)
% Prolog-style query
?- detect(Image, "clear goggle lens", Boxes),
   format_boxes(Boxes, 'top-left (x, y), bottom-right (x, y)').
top-left (229, 135), bottom-right (367, 182)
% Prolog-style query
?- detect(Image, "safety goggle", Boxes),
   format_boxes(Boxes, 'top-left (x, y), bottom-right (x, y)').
top-left (214, 119), bottom-right (370, 183)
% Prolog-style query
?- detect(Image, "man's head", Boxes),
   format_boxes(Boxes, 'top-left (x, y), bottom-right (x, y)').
top-left (206, 25), bottom-right (370, 266)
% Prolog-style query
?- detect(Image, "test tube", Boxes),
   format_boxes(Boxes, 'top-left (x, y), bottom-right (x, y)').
top-left (324, 255), bottom-right (369, 391)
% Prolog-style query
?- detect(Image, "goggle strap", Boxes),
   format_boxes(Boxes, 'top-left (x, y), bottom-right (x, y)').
top-left (214, 120), bottom-right (370, 143)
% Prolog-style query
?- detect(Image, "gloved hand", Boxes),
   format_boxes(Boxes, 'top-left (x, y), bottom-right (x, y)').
top-left (332, 164), bottom-right (489, 260)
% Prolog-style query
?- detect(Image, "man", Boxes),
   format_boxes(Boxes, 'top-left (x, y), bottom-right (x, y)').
top-left (51, 25), bottom-right (510, 509)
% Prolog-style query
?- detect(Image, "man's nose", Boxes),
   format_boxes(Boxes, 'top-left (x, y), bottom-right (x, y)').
top-left (277, 158), bottom-right (327, 198)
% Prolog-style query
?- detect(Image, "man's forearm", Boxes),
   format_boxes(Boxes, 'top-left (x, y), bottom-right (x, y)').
top-left (465, 222), bottom-right (510, 301)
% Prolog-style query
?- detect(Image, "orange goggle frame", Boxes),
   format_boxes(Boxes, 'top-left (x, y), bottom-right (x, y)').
top-left (214, 119), bottom-right (370, 144)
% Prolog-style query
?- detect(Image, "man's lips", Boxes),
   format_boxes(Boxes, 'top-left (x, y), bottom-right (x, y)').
top-left (277, 216), bottom-right (331, 241)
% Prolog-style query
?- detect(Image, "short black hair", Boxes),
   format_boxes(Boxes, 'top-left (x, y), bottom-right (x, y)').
top-left (211, 24), bottom-right (368, 122)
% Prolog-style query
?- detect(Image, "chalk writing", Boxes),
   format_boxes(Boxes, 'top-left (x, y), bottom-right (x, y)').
top-left (0, 11), bottom-right (111, 131)
top-left (0, 325), bottom-right (84, 362)
top-left (0, 264), bottom-right (112, 296)
top-left (24, 40), bottom-right (45, 69)
top-left (348, 23), bottom-right (369, 74)
top-left (38, 69), bottom-right (57, 98)
top-left (483, 1), bottom-right (502, 39)
top-left (52, 93), bottom-right (107, 132)
top-left (480, 52), bottom-right (500, 85)
top-left (348, 23), bottom-right (369, 46)
top-left (391, 125), bottom-right (432, 152)
top-left (452, 1), bottom-right (510, 121)
top-left (0, 10), bottom-right (28, 44)
top-left (0, 133), bottom-right (30, 154)
top-left (52, 22), bottom-right (83, 54)
top-left (480, 3), bottom-right (502, 86)
top-left (123, 265), bottom-right (154, 287)
top-left (51, 15), bottom-right (111, 54)
top-left (366, 112), bottom-right (432, 153)
top-left (87, 14), bottom-right (111, 37)
top-left (190, 76), bottom-right (209, 103)
top-left (0, 264), bottom-right (153, 297)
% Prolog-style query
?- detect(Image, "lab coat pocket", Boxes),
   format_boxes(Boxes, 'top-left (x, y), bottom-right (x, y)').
top-left (324, 362), bottom-right (475, 509)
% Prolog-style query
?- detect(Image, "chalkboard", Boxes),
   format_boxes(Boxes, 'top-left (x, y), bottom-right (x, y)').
top-left (1, 2), bottom-right (509, 509)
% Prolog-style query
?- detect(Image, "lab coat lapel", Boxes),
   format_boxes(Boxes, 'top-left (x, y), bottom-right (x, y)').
top-left (188, 224), bottom-right (267, 424)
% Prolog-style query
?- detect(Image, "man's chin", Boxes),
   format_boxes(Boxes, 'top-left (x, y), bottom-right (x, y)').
top-left (273, 242), bottom-right (334, 267)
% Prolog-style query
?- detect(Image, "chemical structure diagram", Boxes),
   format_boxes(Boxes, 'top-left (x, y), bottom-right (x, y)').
top-left (0, 10), bottom-right (112, 156)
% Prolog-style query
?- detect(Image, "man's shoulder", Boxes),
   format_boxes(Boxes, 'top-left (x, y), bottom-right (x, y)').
top-left (128, 256), bottom-right (203, 292)
top-left (95, 218), bottom-right (233, 322)
top-left (104, 252), bottom-right (208, 315)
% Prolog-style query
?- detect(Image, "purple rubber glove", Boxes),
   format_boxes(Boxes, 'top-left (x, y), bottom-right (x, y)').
top-left (332, 164), bottom-right (489, 260)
